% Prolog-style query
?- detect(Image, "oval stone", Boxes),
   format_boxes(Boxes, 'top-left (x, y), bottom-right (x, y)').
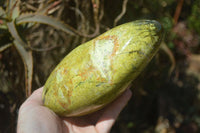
top-left (42, 20), bottom-right (163, 117)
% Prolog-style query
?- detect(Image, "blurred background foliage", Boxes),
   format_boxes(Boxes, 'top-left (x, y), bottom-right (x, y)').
top-left (0, 0), bottom-right (200, 132)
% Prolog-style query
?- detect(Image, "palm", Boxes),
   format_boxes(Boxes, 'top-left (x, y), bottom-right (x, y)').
top-left (17, 87), bottom-right (132, 133)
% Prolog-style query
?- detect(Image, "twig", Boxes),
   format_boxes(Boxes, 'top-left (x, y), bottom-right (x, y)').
top-left (37, 0), bottom-right (62, 14)
top-left (72, 0), bottom-right (88, 42)
top-left (90, 0), bottom-right (100, 37)
top-left (161, 42), bottom-right (176, 76)
top-left (56, 4), bottom-right (64, 18)
top-left (114, 0), bottom-right (128, 26)
top-left (99, 0), bottom-right (104, 21)
top-left (26, 3), bottom-right (38, 11)
top-left (48, 5), bottom-right (61, 14)
top-left (173, 0), bottom-right (184, 25)
top-left (27, 43), bottom-right (61, 52)
top-left (62, 0), bottom-right (101, 38)
top-left (73, 0), bottom-right (86, 33)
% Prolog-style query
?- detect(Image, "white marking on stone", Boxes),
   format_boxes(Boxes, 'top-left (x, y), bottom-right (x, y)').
top-left (56, 68), bottom-right (63, 83)
top-left (90, 39), bottom-right (114, 79)
top-left (58, 87), bottom-right (65, 99)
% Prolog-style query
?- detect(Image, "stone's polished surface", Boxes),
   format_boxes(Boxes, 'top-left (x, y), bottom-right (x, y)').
top-left (42, 20), bottom-right (163, 117)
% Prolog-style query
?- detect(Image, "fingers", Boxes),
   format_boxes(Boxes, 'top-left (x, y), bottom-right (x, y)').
top-left (96, 88), bottom-right (132, 133)
top-left (17, 87), bottom-right (64, 133)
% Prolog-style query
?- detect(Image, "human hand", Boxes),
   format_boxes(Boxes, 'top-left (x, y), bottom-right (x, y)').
top-left (17, 87), bottom-right (132, 133)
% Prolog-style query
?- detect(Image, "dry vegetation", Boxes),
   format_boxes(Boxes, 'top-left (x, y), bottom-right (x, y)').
top-left (0, 0), bottom-right (200, 132)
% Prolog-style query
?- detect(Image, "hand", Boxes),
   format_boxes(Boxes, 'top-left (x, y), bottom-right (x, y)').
top-left (17, 87), bottom-right (132, 133)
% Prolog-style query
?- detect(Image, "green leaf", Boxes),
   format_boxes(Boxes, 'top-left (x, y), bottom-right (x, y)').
top-left (11, 1), bottom-right (20, 19)
top-left (7, 20), bottom-right (33, 97)
top-left (0, 7), bottom-right (8, 30)
top-left (0, 24), bottom-right (7, 30)
top-left (7, 20), bottom-right (27, 48)
top-left (14, 40), bottom-right (33, 97)
top-left (0, 43), bottom-right (12, 52)
top-left (7, 0), bottom-right (20, 19)
top-left (0, 7), bottom-right (6, 17)
top-left (16, 14), bottom-right (76, 36)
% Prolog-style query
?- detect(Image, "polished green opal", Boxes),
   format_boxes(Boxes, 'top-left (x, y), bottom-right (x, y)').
top-left (42, 20), bottom-right (163, 117)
